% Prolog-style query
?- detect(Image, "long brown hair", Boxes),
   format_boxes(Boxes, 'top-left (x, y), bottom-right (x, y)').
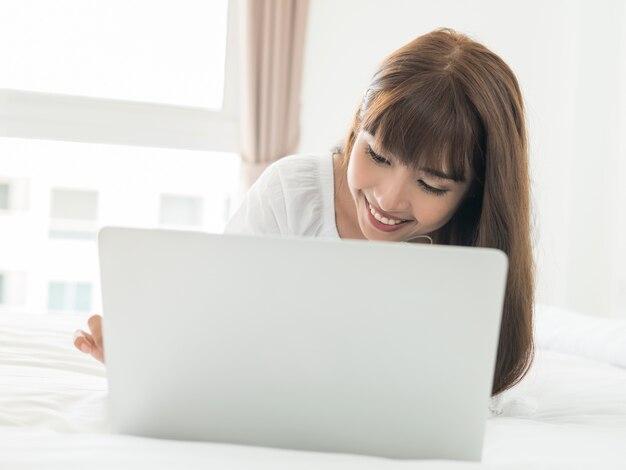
top-left (339, 28), bottom-right (534, 396)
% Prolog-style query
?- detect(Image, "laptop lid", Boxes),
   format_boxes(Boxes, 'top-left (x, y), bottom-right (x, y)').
top-left (99, 227), bottom-right (508, 460)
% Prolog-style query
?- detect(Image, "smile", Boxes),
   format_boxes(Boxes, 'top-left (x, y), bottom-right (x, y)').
top-left (364, 196), bottom-right (411, 232)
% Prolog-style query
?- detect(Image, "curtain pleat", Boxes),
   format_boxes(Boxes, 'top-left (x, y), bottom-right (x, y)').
top-left (239, 0), bottom-right (309, 190)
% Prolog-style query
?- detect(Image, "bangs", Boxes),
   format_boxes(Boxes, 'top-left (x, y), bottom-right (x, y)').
top-left (360, 74), bottom-right (484, 183)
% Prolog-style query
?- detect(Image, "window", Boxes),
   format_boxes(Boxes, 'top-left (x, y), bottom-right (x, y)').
top-left (50, 189), bottom-right (99, 221)
top-left (74, 283), bottom-right (92, 312)
top-left (0, 272), bottom-right (27, 309)
top-left (0, 0), bottom-right (239, 152)
top-left (48, 282), bottom-right (92, 313)
top-left (49, 189), bottom-right (99, 240)
top-left (0, 183), bottom-right (9, 210)
top-left (0, 0), bottom-right (229, 109)
top-left (159, 195), bottom-right (204, 227)
top-left (0, 179), bottom-right (29, 212)
top-left (0, 0), bottom-right (240, 315)
top-left (48, 283), bottom-right (67, 311)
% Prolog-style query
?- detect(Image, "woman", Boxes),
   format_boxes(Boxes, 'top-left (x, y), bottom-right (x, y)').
top-left (74, 28), bottom-right (534, 396)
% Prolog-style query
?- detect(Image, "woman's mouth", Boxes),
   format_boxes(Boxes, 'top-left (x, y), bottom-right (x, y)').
top-left (364, 196), bottom-right (411, 232)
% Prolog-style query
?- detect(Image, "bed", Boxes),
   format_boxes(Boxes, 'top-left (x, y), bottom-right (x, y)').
top-left (1, 305), bottom-right (626, 469)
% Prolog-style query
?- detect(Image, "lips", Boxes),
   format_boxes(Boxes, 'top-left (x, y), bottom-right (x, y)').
top-left (363, 195), bottom-right (411, 232)
top-left (365, 198), bottom-right (407, 222)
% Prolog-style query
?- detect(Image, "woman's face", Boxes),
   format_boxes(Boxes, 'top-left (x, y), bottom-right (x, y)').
top-left (346, 130), bottom-right (473, 242)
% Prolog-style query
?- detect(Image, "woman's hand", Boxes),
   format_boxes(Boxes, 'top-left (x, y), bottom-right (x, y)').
top-left (73, 314), bottom-right (105, 363)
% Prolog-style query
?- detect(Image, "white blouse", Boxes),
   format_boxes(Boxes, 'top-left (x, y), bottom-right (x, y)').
top-left (224, 153), bottom-right (340, 238)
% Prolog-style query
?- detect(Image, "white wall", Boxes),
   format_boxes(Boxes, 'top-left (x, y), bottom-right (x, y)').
top-left (298, 0), bottom-right (625, 317)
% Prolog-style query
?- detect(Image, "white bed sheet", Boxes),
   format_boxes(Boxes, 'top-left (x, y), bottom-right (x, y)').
top-left (1, 312), bottom-right (626, 470)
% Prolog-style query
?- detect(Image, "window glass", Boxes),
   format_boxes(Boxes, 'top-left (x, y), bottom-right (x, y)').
top-left (48, 282), bottom-right (67, 311)
top-left (159, 195), bottom-right (204, 227)
top-left (0, 0), bottom-right (229, 109)
top-left (0, 183), bottom-right (8, 210)
top-left (74, 283), bottom-right (92, 313)
top-left (51, 189), bottom-right (99, 221)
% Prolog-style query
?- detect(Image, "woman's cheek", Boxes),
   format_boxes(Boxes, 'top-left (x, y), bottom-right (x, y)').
top-left (413, 199), bottom-right (454, 228)
top-left (347, 154), bottom-right (372, 191)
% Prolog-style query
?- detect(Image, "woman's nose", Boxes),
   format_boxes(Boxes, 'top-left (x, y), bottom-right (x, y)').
top-left (374, 176), bottom-right (411, 213)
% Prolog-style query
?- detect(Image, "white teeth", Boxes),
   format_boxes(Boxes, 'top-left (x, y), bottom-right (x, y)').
top-left (368, 202), bottom-right (404, 226)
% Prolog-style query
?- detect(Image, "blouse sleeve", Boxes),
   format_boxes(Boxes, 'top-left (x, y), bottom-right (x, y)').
top-left (223, 163), bottom-right (289, 236)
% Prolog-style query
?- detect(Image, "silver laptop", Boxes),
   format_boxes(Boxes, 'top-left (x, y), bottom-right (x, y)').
top-left (98, 227), bottom-right (508, 461)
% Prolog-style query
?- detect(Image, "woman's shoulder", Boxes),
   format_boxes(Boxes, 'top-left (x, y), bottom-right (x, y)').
top-left (259, 152), bottom-right (334, 199)
top-left (267, 152), bottom-right (332, 179)
top-left (262, 152), bottom-right (337, 237)
top-left (225, 152), bottom-right (336, 237)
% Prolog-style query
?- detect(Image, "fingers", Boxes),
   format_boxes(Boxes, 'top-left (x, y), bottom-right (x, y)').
top-left (89, 344), bottom-right (105, 363)
top-left (73, 314), bottom-right (106, 364)
top-left (73, 329), bottom-right (94, 354)
top-left (87, 314), bottom-right (103, 349)
top-left (73, 329), bottom-right (106, 363)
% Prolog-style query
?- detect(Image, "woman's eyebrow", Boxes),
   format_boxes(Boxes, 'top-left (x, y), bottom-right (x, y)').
top-left (421, 167), bottom-right (466, 183)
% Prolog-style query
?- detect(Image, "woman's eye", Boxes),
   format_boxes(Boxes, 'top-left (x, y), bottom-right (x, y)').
top-left (366, 146), bottom-right (390, 165)
top-left (366, 145), bottom-right (448, 196)
top-left (418, 180), bottom-right (448, 196)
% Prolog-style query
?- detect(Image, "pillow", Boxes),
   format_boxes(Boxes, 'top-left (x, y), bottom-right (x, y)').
top-left (534, 303), bottom-right (626, 369)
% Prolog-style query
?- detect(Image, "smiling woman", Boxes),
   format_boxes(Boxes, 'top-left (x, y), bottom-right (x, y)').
top-left (228, 28), bottom-right (533, 396)
top-left (75, 27), bottom-right (534, 397)
top-left (76, 29), bottom-right (534, 394)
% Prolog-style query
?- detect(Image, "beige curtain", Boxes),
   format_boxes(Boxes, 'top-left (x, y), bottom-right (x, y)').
top-left (239, 0), bottom-right (309, 190)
